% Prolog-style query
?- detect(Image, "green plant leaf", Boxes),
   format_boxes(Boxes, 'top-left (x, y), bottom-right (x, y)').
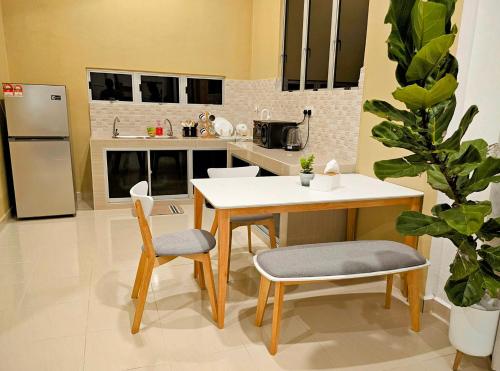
top-left (373, 155), bottom-right (428, 180)
top-left (478, 245), bottom-right (500, 272)
top-left (449, 240), bottom-right (479, 281)
top-left (440, 201), bottom-right (492, 235)
top-left (429, 0), bottom-right (457, 32)
top-left (385, 0), bottom-right (416, 71)
top-left (426, 165), bottom-right (454, 198)
top-left (411, 0), bottom-right (447, 49)
top-left (447, 139), bottom-right (489, 176)
top-left (477, 218), bottom-right (500, 241)
top-left (372, 121), bottom-right (427, 152)
top-left (406, 34), bottom-right (455, 82)
top-left (479, 260), bottom-right (500, 299)
top-left (363, 100), bottom-right (418, 126)
top-left (431, 203), bottom-right (451, 217)
top-left (396, 211), bottom-right (453, 236)
top-left (438, 105), bottom-right (479, 151)
top-left (428, 96), bottom-right (456, 144)
top-left (387, 29), bottom-right (411, 71)
top-left (482, 273), bottom-right (500, 300)
top-left (445, 269), bottom-right (484, 307)
top-left (462, 156), bottom-right (500, 195)
top-left (393, 74), bottom-right (458, 110)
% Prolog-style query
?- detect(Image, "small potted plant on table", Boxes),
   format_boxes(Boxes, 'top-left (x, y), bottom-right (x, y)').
top-left (300, 154), bottom-right (315, 186)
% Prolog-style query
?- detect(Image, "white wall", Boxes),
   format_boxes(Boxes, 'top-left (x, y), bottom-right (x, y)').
top-left (425, 0), bottom-right (500, 305)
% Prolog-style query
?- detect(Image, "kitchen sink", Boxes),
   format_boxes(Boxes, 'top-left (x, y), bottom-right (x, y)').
top-left (114, 135), bottom-right (178, 139)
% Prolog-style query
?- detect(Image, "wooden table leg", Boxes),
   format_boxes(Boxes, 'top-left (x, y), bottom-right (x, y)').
top-left (402, 197), bottom-right (423, 297)
top-left (346, 208), bottom-right (358, 241)
top-left (194, 188), bottom-right (205, 289)
top-left (217, 209), bottom-right (231, 329)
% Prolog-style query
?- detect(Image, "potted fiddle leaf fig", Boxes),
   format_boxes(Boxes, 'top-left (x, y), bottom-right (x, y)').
top-left (299, 154), bottom-right (315, 186)
top-left (364, 0), bottom-right (500, 363)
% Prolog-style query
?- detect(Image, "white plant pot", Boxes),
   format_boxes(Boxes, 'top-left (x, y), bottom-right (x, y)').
top-left (449, 305), bottom-right (500, 357)
top-left (300, 172), bottom-right (315, 187)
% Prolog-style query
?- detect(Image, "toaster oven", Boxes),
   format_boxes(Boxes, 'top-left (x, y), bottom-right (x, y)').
top-left (253, 120), bottom-right (298, 149)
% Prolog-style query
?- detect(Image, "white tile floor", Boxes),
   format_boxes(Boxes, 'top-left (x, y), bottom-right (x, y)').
top-left (0, 205), bottom-right (491, 371)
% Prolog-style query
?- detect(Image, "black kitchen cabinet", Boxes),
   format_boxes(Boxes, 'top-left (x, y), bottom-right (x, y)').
top-left (231, 155), bottom-right (278, 176)
top-left (150, 150), bottom-right (188, 196)
top-left (193, 150), bottom-right (227, 179)
top-left (107, 150), bottom-right (148, 198)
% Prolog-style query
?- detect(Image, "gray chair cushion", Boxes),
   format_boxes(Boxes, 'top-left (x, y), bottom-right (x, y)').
top-left (231, 214), bottom-right (273, 223)
top-left (255, 240), bottom-right (427, 279)
top-left (147, 229), bottom-right (216, 256)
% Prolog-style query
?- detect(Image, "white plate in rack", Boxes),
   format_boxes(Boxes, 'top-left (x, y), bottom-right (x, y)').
top-left (213, 117), bottom-right (234, 136)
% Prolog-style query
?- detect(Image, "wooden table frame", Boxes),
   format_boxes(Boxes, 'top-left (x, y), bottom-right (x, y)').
top-left (193, 186), bottom-right (423, 329)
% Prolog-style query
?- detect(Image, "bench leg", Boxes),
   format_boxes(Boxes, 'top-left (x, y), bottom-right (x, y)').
top-left (256, 276), bottom-right (272, 326)
top-left (407, 269), bottom-right (421, 332)
top-left (385, 274), bottom-right (394, 309)
top-left (270, 282), bottom-right (285, 355)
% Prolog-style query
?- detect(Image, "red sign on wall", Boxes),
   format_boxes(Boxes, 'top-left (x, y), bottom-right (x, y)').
top-left (13, 84), bottom-right (23, 97)
top-left (2, 83), bottom-right (13, 96)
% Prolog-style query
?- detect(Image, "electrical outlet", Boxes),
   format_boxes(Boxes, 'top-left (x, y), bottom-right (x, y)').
top-left (254, 105), bottom-right (260, 113)
top-left (304, 106), bottom-right (314, 117)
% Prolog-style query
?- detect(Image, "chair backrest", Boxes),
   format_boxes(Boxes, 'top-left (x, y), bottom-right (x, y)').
top-left (207, 165), bottom-right (260, 178)
top-left (133, 199), bottom-right (156, 258)
top-left (130, 182), bottom-right (156, 258)
top-left (130, 181), bottom-right (154, 216)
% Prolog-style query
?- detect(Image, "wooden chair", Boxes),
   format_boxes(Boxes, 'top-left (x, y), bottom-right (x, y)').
top-left (130, 181), bottom-right (217, 334)
top-left (207, 166), bottom-right (277, 281)
top-left (253, 240), bottom-right (429, 354)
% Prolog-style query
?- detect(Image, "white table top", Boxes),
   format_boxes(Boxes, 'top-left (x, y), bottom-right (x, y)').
top-left (191, 174), bottom-right (423, 209)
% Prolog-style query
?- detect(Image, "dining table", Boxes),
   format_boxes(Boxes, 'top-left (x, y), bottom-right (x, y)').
top-left (190, 174), bottom-right (424, 329)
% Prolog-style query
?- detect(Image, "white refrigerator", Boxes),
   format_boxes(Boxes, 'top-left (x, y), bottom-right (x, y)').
top-left (4, 84), bottom-right (76, 218)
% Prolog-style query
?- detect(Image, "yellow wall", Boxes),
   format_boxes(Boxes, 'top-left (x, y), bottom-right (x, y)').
top-left (250, 0), bottom-right (282, 79)
top-left (0, 1), bottom-right (10, 219)
top-left (0, 0), bottom-right (253, 199)
top-left (356, 0), bottom-right (463, 258)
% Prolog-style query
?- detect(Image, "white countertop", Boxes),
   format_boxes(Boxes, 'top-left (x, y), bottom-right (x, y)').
top-left (228, 142), bottom-right (356, 175)
top-left (191, 174), bottom-right (423, 209)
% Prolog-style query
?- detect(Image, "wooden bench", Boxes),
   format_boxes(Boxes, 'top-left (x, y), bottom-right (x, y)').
top-left (253, 240), bottom-right (429, 354)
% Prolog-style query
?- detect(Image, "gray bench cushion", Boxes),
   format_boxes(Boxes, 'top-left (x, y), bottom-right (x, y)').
top-left (148, 229), bottom-right (216, 256)
top-left (255, 240), bottom-right (427, 280)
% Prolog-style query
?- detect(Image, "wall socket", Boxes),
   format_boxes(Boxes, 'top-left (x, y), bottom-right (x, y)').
top-left (304, 106), bottom-right (314, 117)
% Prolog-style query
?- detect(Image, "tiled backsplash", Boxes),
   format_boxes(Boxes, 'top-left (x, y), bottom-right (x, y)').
top-left (90, 73), bottom-right (364, 163)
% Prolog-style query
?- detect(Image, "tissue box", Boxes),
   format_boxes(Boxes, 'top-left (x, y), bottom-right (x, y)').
top-left (309, 174), bottom-right (340, 191)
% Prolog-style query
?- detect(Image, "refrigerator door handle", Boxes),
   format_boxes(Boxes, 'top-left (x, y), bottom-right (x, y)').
top-left (9, 137), bottom-right (69, 142)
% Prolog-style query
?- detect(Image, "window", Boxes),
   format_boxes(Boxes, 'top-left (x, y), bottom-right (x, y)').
top-left (89, 72), bottom-right (133, 101)
top-left (87, 69), bottom-right (224, 105)
top-left (333, 0), bottom-right (369, 88)
top-left (281, 0), bottom-right (369, 91)
top-left (282, 0), bottom-right (304, 91)
top-left (140, 75), bottom-right (179, 103)
top-left (187, 78), bottom-right (223, 105)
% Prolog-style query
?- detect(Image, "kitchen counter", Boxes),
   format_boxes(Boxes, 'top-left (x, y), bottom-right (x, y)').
top-left (228, 142), bottom-right (356, 175)
top-left (90, 136), bottom-right (249, 209)
top-left (90, 136), bottom-right (248, 148)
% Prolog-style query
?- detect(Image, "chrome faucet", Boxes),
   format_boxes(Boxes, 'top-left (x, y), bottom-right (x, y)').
top-left (164, 118), bottom-right (173, 137)
top-left (112, 116), bottom-right (120, 138)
